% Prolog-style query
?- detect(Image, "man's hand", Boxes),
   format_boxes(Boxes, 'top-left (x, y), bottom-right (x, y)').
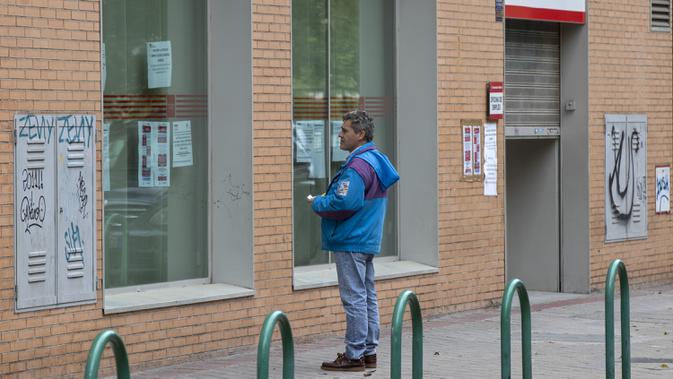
top-left (306, 194), bottom-right (315, 205)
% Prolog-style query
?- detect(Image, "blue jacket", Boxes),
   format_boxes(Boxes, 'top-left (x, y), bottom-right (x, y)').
top-left (312, 142), bottom-right (399, 254)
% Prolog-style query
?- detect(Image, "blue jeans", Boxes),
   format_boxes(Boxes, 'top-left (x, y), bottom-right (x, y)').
top-left (333, 251), bottom-right (380, 360)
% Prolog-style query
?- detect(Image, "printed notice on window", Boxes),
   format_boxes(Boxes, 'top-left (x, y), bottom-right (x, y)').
top-left (172, 121), bottom-right (193, 167)
top-left (147, 41), bottom-right (172, 89)
top-left (154, 122), bottom-right (171, 187)
top-left (293, 120), bottom-right (325, 179)
top-left (483, 122), bottom-right (498, 196)
top-left (138, 122), bottom-right (154, 187)
top-left (138, 121), bottom-right (171, 187)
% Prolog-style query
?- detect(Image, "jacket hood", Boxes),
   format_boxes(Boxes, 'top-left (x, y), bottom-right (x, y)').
top-left (350, 142), bottom-right (400, 191)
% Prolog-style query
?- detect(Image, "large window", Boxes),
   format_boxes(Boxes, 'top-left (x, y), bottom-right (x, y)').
top-left (103, 0), bottom-right (208, 288)
top-left (292, 0), bottom-right (397, 266)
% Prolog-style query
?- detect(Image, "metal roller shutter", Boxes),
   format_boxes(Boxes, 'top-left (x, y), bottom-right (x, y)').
top-left (505, 20), bottom-right (560, 138)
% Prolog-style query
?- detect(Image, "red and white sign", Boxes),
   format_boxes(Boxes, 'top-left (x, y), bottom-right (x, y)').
top-left (506, 0), bottom-right (585, 24)
top-left (488, 82), bottom-right (503, 120)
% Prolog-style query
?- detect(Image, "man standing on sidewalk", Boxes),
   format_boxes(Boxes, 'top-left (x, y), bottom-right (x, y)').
top-left (307, 110), bottom-right (400, 372)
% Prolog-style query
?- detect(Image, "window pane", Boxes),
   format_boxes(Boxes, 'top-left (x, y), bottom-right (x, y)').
top-left (103, 0), bottom-right (208, 288)
top-left (292, 0), bottom-right (397, 267)
top-left (292, 0), bottom-right (329, 266)
top-left (330, 0), bottom-right (396, 257)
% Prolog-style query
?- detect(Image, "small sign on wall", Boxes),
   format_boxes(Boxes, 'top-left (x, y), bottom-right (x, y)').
top-left (655, 165), bottom-right (670, 214)
top-left (462, 119), bottom-right (482, 180)
top-left (487, 82), bottom-right (503, 120)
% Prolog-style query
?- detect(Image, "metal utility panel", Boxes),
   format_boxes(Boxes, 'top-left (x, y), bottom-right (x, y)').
top-left (505, 20), bottom-right (560, 138)
top-left (57, 118), bottom-right (96, 304)
top-left (15, 116), bottom-right (58, 309)
top-left (604, 114), bottom-right (647, 241)
top-left (15, 115), bottom-right (96, 311)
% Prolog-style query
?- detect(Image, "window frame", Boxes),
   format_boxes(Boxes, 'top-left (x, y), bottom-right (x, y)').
top-left (291, 0), bottom-right (439, 290)
top-left (102, 0), bottom-right (255, 313)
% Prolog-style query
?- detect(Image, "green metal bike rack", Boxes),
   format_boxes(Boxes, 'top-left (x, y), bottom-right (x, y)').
top-left (83, 329), bottom-right (130, 379)
top-left (257, 310), bottom-right (294, 379)
top-left (501, 278), bottom-right (532, 379)
top-left (605, 259), bottom-right (630, 379)
top-left (391, 289), bottom-right (423, 379)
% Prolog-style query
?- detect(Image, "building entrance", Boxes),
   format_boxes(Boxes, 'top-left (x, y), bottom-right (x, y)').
top-left (505, 20), bottom-right (561, 291)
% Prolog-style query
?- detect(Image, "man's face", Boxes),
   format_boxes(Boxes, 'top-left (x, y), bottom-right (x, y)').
top-left (339, 120), bottom-right (366, 153)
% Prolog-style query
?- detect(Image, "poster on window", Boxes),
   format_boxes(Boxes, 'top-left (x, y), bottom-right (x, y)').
top-left (172, 120), bottom-right (193, 167)
top-left (138, 121), bottom-right (171, 187)
top-left (154, 122), bottom-right (171, 187)
top-left (147, 41), bottom-right (172, 89)
top-left (293, 120), bottom-right (325, 179)
top-left (656, 165), bottom-right (670, 214)
top-left (138, 122), bottom-right (154, 187)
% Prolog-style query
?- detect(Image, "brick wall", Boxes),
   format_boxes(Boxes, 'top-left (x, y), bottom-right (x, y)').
top-left (588, 0), bottom-right (673, 288)
top-left (0, 0), bottom-right (671, 377)
top-left (0, 0), bottom-right (102, 377)
top-left (436, 0), bottom-right (506, 314)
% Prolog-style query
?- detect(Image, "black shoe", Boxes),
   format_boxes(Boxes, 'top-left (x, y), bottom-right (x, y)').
top-left (364, 354), bottom-right (377, 368)
top-left (321, 352), bottom-right (365, 372)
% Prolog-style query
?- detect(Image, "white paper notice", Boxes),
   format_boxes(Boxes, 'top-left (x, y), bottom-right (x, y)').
top-left (103, 122), bottom-right (110, 191)
top-left (293, 120), bottom-right (326, 178)
top-left (309, 125), bottom-right (325, 179)
top-left (294, 121), bottom-right (320, 163)
top-left (172, 121), bottom-right (193, 167)
top-left (147, 41), bottom-right (172, 89)
top-left (154, 122), bottom-right (171, 187)
top-left (463, 125), bottom-right (473, 176)
top-left (483, 122), bottom-right (498, 196)
top-left (138, 122), bottom-right (154, 187)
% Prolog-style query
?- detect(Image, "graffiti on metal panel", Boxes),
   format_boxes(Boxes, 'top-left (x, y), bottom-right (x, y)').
top-left (77, 171), bottom-right (88, 219)
top-left (17, 115), bottom-right (55, 144)
top-left (58, 115), bottom-right (94, 147)
top-left (607, 126), bottom-right (644, 221)
top-left (64, 222), bottom-right (84, 263)
top-left (20, 168), bottom-right (46, 234)
top-left (17, 115), bottom-right (94, 147)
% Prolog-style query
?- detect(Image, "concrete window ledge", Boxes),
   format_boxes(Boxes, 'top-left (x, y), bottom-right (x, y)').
top-left (293, 260), bottom-right (439, 291)
top-left (104, 283), bottom-right (255, 314)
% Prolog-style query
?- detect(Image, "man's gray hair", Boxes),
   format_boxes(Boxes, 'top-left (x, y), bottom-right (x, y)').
top-left (343, 110), bottom-right (375, 142)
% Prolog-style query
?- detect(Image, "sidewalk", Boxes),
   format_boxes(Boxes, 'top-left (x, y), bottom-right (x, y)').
top-left (129, 284), bottom-right (673, 378)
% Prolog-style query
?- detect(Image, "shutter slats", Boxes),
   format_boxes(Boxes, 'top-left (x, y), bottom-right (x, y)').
top-left (651, 0), bottom-right (671, 30)
top-left (505, 21), bottom-right (560, 130)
